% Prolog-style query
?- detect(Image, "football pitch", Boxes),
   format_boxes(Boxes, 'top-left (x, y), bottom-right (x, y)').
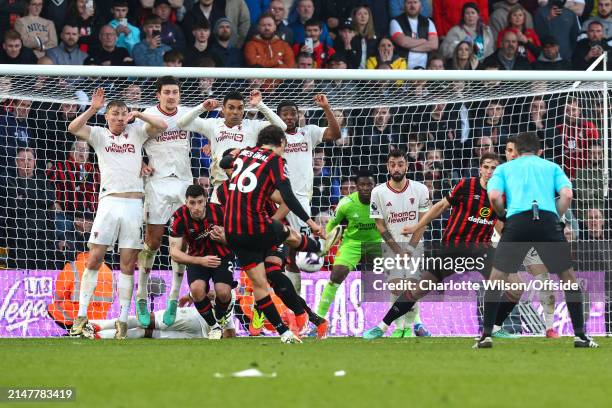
top-left (1, 337), bottom-right (611, 408)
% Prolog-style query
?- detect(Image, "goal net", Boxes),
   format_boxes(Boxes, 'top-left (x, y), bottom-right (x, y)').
top-left (0, 66), bottom-right (610, 337)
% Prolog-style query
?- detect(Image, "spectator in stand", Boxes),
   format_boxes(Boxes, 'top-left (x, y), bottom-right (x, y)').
top-left (244, 12), bottom-right (295, 68)
top-left (496, 4), bottom-right (541, 64)
top-left (163, 49), bottom-right (184, 66)
top-left (42, 0), bottom-right (69, 34)
top-left (366, 36), bottom-right (406, 70)
top-left (447, 40), bottom-right (479, 69)
top-left (573, 20), bottom-right (610, 70)
top-left (340, 177), bottom-right (356, 196)
top-left (440, 3), bottom-right (494, 62)
top-left (0, 98), bottom-right (33, 174)
top-left (14, 0), bottom-right (57, 59)
top-left (89, 24), bottom-right (133, 65)
top-left (290, 0), bottom-right (332, 47)
top-left (581, 208), bottom-right (607, 240)
top-left (267, 0), bottom-right (293, 44)
top-left (182, 0), bottom-right (251, 48)
top-left (582, 0), bottom-right (612, 39)
top-left (0, 1), bottom-right (26, 39)
top-left (462, 135), bottom-right (493, 178)
top-left (534, 1), bottom-right (580, 61)
top-left (0, 147), bottom-right (57, 270)
top-left (473, 99), bottom-right (509, 152)
top-left (489, 0), bottom-right (534, 39)
top-left (311, 146), bottom-right (338, 215)
top-left (360, 106), bottom-right (403, 178)
top-left (432, 0), bottom-right (489, 38)
top-left (132, 15), bottom-right (171, 66)
top-left (554, 97), bottom-right (599, 180)
top-left (46, 23), bottom-right (88, 65)
top-left (0, 29), bottom-right (37, 64)
top-left (210, 18), bottom-right (243, 67)
top-left (540, 0), bottom-right (586, 17)
top-left (293, 19), bottom-right (335, 68)
top-left (153, 0), bottom-right (186, 51)
top-left (333, 17), bottom-right (370, 69)
top-left (122, 82), bottom-right (143, 106)
top-left (575, 143), bottom-right (606, 219)
top-left (35, 102), bottom-right (80, 165)
top-left (516, 96), bottom-right (556, 159)
top-left (244, 0), bottom-right (270, 24)
top-left (184, 19), bottom-right (220, 66)
top-left (108, 0), bottom-right (140, 55)
top-left (389, 0), bottom-right (438, 70)
top-left (390, 0), bottom-right (430, 18)
top-left (534, 35), bottom-right (571, 69)
top-left (65, 0), bottom-right (99, 54)
top-left (481, 30), bottom-right (532, 70)
top-left (321, 0), bottom-right (370, 33)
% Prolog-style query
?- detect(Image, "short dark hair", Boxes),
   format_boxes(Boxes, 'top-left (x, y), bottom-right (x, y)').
top-left (3, 29), bottom-right (21, 43)
top-left (479, 152), bottom-right (500, 166)
top-left (197, 56), bottom-right (216, 67)
top-left (588, 20), bottom-right (604, 30)
top-left (304, 19), bottom-right (322, 29)
top-left (106, 99), bottom-right (128, 111)
top-left (353, 168), bottom-right (374, 182)
top-left (185, 184), bottom-right (206, 199)
top-left (223, 91), bottom-right (244, 106)
top-left (193, 19), bottom-right (210, 31)
top-left (277, 100), bottom-right (299, 114)
top-left (144, 15), bottom-right (162, 26)
top-left (514, 132), bottom-right (541, 154)
top-left (112, 0), bottom-right (129, 8)
top-left (258, 12), bottom-right (276, 24)
top-left (506, 135), bottom-right (517, 147)
top-left (155, 75), bottom-right (181, 93)
top-left (387, 149), bottom-right (407, 162)
top-left (257, 125), bottom-right (286, 147)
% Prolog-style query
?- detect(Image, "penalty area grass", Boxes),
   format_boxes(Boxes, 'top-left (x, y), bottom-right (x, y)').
top-left (1, 337), bottom-right (610, 408)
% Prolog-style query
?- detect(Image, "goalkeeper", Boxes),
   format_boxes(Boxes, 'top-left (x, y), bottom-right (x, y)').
top-left (316, 169), bottom-right (381, 321)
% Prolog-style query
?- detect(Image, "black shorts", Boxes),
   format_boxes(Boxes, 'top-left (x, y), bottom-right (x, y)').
top-left (493, 210), bottom-right (572, 275)
top-left (186, 254), bottom-right (235, 287)
top-left (226, 220), bottom-right (290, 270)
top-left (427, 244), bottom-right (495, 281)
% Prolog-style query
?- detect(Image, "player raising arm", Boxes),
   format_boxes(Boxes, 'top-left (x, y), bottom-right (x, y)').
top-left (67, 88), bottom-right (167, 339)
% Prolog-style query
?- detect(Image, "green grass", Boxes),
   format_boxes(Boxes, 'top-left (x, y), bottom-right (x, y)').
top-left (1, 337), bottom-right (611, 408)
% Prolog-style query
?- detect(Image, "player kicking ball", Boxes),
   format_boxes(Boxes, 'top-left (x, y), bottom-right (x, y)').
top-left (68, 88), bottom-right (168, 339)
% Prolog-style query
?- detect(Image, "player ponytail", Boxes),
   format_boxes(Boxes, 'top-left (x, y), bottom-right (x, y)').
top-left (257, 125), bottom-right (287, 147)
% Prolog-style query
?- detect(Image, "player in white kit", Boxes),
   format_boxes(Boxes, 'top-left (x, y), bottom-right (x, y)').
top-left (369, 149), bottom-right (431, 338)
top-left (68, 88), bottom-right (168, 339)
top-left (276, 94), bottom-right (341, 293)
top-left (176, 89), bottom-right (287, 201)
top-left (136, 76), bottom-right (194, 328)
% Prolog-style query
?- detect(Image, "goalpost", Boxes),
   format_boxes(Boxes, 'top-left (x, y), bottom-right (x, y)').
top-left (0, 65), bottom-right (610, 337)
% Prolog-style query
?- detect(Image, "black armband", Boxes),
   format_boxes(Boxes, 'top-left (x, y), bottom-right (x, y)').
top-left (276, 180), bottom-right (310, 222)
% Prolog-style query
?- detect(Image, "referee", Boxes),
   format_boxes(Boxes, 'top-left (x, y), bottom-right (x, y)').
top-left (476, 132), bottom-right (598, 349)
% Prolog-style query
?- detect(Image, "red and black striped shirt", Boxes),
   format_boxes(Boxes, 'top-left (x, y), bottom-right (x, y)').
top-left (217, 178), bottom-right (279, 221)
top-left (168, 204), bottom-right (231, 257)
top-left (224, 146), bottom-right (288, 235)
top-left (442, 177), bottom-right (497, 244)
top-left (46, 159), bottom-right (100, 213)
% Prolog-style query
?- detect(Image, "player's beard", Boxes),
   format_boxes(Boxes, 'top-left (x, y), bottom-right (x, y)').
top-left (391, 172), bottom-right (405, 182)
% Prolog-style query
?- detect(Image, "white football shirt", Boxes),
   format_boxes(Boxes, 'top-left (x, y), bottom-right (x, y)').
top-left (87, 123), bottom-right (149, 198)
top-left (284, 125), bottom-right (326, 199)
top-left (142, 105), bottom-right (192, 181)
top-left (370, 180), bottom-right (430, 242)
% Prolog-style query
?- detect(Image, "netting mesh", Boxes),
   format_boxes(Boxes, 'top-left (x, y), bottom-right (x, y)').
top-left (0, 69), bottom-right (610, 337)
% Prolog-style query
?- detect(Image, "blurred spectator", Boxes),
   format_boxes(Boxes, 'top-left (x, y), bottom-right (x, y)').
top-left (153, 0), bottom-right (186, 50)
top-left (0, 0), bottom-right (26, 39)
top-left (389, 0), bottom-right (439, 70)
top-left (539, 0), bottom-right (586, 17)
top-left (322, 0), bottom-right (371, 32)
top-left (366, 36), bottom-right (406, 69)
top-left (534, 35), bottom-right (571, 69)
top-left (0, 147), bottom-right (57, 270)
top-left (473, 99), bottom-right (509, 151)
top-left (359, 106), bottom-right (403, 178)
top-left (311, 147), bottom-right (338, 215)
top-left (184, 19), bottom-right (220, 66)
top-left (196, 172), bottom-right (210, 190)
top-left (290, 0), bottom-right (332, 47)
top-left (516, 96), bottom-right (556, 159)
top-left (89, 24), bottom-right (133, 65)
top-left (267, 0), bottom-right (293, 43)
top-left (42, 0), bottom-right (69, 34)
top-left (490, 0), bottom-right (534, 39)
top-left (440, 2), bottom-right (494, 62)
top-left (0, 29), bottom-right (37, 64)
top-left (334, 17), bottom-right (372, 69)
top-left (481, 30), bottom-right (532, 70)
top-left (496, 4), bottom-right (541, 64)
top-left (182, 0), bottom-right (251, 48)
top-left (35, 102), bottom-right (80, 165)
top-left (46, 23), bottom-right (88, 65)
top-left (210, 17), bottom-right (243, 67)
top-left (463, 135), bottom-right (493, 177)
top-left (581, 208), bottom-right (607, 240)
top-left (0, 98), bottom-right (33, 174)
top-left (65, 0), bottom-right (100, 54)
top-left (575, 143), bottom-right (606, 220)
top-left (293, 19), bottom-right (335, 67)
top-left (14, 0), bottom-right (57, 58)
top-left (340, 178), bottom-right (356, 196)
top-left (133, 15), bottom-right (171, 65)
top-left (426, 51), bottom-right (445, 69)
top-left (108, 0), bottom-right (141, 55)
top-left (163, 48), bottom-right (184, 66)
top-left (433, 0), bottom-right (489, 38)
top-left (244, 12), bottom-right (295, 67)
top-left (581, 0), bottom-right (612, 38)
top-left (447, 40), bottom-right (479, 69)
top-left (534, 1), bottom-right (580, 61)
top-left (390, 0), bottom-right (430, 19)
top-left (572, 20), bottom-right (610, 70)
top-left (244, 0), bottom-right (270, 24)
top-left (122, 82), bottom-right (143, 106)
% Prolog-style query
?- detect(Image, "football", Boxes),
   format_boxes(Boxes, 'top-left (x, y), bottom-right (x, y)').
top-left (295, 252), bottom-right (324, 273)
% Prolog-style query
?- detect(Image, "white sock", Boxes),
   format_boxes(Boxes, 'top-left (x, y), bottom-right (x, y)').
top-left (136, 244), bottom-right (157, 299)
top-left (390, 293), bottom-right (404, 330)
top-left (126, 328), bottom-right (146, 338)
top-left (118, 273), bottom-right (134, 322)
top-left (536, 273), bottom-right (556, 330)
top-left (77, 268), bottom-right (99, 317)
top-left (377, 322), bottom-right (389, 331)
top-left (493, 324), bottom-right (502, 333)
top-left (91, 319), bottom-right (115, 331)
top-left (285, 270), bottom-right (302, 294)
top-left (98, 329), bottom-right (116, 339)
top-left (169, 260), bottom-right (186, 300)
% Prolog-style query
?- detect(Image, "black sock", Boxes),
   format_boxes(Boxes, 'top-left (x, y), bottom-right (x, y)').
top-left (382, 292), bottom-right (416, 326)
top-left (297, 234), bottom-right (320, 252)
top-left (214, 298), bottom-right (230, 322)
top-left (494, 293), bottom-right (518, 327)
top-left (482, 289), bottom-right (502, 337)
top-left (564, 289), bottom-right (585, 337)
top-left (194, 297), bottom-right (216, 327)
top-left (302, 300), bottom-right (324, 326)
top-left (266, 267), bottom-right (305, 315)
top-left (256, 295), bottom-right (288, 335)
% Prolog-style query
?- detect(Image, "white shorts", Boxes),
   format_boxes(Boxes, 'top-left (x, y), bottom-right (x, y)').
top-left (523, 247), bottom-right (544, 267)
top-left (89, 196), bottom-right (143, 249)
top-left (153, 307), bottom-right (236, 339)
top-left (286, 195), bottom-right (312, 235)
top-left (383, 244), bottom-right (424, 281)
top-left (145, 177), bottom-right (191, 225)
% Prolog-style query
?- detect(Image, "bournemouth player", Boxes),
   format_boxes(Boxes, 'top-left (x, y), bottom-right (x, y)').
top-left (68, 88), bottom-right (168, 338)
top-left (167, 184), bottom-right (235, 340)
top-left (224, 125), bottom-right (342, 343)
top-left (316, 169), bottom-right (381, 321)
top-left (177, 89), bottom-right (287, 197)
top-left (137, 76), bottom-right (194, 328)
top-left (363, 152), bottom-right (501, 339)
top-left (277, 94), bottom-right (341, 293)
top-left (369, 150), bottom-right (431, 338)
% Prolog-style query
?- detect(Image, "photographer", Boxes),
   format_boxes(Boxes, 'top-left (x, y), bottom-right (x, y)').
top-left (572, 21), bottom-right (610, 71)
